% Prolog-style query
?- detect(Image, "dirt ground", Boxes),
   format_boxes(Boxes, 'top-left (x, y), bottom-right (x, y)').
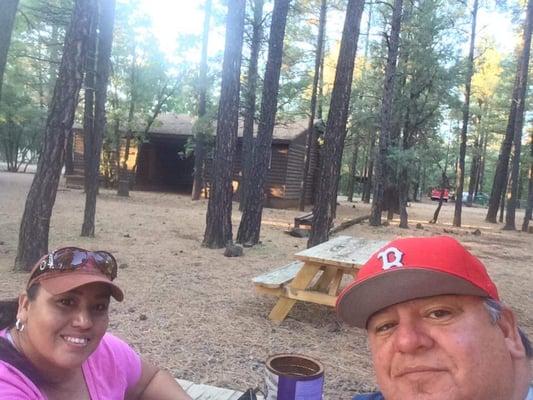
top-left (0, 170), bottom-right (531, 398)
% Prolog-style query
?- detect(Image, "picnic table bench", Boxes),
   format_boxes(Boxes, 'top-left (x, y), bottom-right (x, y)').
top-left (293, 212), bottom-right (313, 229)
top-left (253, 236), bottom-right (387, 322)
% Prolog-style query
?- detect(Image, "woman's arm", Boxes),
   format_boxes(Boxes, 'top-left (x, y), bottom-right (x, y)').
top-left (126, 358), bottom-right (192, 400)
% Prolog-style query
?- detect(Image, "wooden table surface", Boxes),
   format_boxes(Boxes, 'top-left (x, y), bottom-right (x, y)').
top-left (268, 235), bottom-right (387, 322)
top-left (294, 235), bottom-right (388, 269)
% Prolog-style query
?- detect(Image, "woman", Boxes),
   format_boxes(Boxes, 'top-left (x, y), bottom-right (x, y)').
top-left (0, 246), bottom-right (192, 399)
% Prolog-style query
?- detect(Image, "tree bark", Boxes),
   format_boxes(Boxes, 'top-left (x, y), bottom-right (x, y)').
top-left (118, 46), bottom-right (136, 197)
top-left (346, 132), bottom-right (358, 202)
top-left (429, 173), bottom-right (449, 224)
top-left (192, 0), bottom-right (212, 201)
top-left (15, 0), bottom-right (95, 270)
top-left (82, 5), bottom-right (97, 193)
top-left (298, 0), bottom-right (326, 211)
top-left (308, 0), bottom-right (365, 247)
top-left (522, 132), bottom-right (533, 231)
top-left (453, 0), bottom-right (478, 227)
top-left (504, 0), bottom-right (533, 230)
top-left (236, 0), bottom-right (290, 246)
top-left (0, 0), bottom-right (19, 101)
top-left (369, 0), bottom-right (403, 226)
top-left (487, 0), bottom-right (533, 223)
top-left (203, 0), bottom-right (246, 248)
top-left (467, 115), bottom-right (482, 205)
top-left (239, 0), bottom-right (264, 211)
top-left (81, 0), bottom-right (115, 237)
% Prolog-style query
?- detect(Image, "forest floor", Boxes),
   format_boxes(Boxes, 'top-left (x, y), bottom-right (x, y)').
top-left (0, 170), bottom-right (532, 398)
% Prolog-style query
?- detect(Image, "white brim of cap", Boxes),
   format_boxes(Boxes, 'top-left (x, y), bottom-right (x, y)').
top-left (336, 268), bottom-right (490, 328)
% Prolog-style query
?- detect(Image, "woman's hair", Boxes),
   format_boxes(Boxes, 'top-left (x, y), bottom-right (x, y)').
top-left (0, 284), bottom-right (43, 385)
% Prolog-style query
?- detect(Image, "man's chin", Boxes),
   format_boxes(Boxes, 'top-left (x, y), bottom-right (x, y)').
top-left (384, 378), bottom-right (456, 400)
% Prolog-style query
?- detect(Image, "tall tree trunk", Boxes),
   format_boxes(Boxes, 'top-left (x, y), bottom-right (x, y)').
top-left (499, 177), bottom-right (507, 223)
top-left (369, 0), bottom-right (403, 226)
top-left (467, 119), bottom-right (482, 205)
top-left (453, 0), bottom-right (478, 227)
top-left (362, 133), bottom-right (375, 203)
top-left (346, 2), bottom-right (372, 204)
top-left (192, 0), bottom-right (212, 201)
top-left (308, 0), bottom-right (365, 247)
top-left (346, 132), bottom-right (359, 202)
top-left (64, 132), bottom-right (75, 174)
top-left (298, 0), bottom-right (326, 211)
top-left (504, 0), bottom-right (533, 230)
top-left (317, 41), bottom-right (325, 120)
top-left (82, 5), bottom-right (97, 194)
top-left (487, 0), bottom-right (533, 223)
top-left (118, 46), bottom-right (136, 197)
top-left (429, 172), bottom-right (449, 224)
top-left (0, 0), bottom-right (19, 101)
top-left (236, 0), bottom-right (290, 246)
top-left (15, 0), bottom-right (95, 270)
top-left (522, 131), bottom-right (533, 231)
top-left (478, 126), bottom-right (488, 193)
top-left (239, 0), bottom-right (264, 211)
top-left (81, 0), bottom-right (115, 237)
top-left (203, 0), bottom-right (246, 248)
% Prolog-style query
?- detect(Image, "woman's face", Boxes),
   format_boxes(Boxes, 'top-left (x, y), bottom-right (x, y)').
top-left (17, 283), bottom-right (110, 376)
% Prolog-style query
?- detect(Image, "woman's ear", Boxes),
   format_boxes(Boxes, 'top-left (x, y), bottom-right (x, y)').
top-left (17, 292), bottom-right (30, 322)
top-left (497, 307), bottom-right (526, 359)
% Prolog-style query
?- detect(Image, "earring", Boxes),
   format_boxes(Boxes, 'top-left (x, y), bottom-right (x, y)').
top-left (15, 319), bottom-right (25, 332)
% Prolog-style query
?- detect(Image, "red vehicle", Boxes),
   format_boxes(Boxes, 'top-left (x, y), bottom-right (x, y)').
top-left (430, 188), bottom-right (449, 202)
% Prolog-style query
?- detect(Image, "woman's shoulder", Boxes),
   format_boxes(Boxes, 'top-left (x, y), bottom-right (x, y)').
top-left (0, 360), bottom-right (43, 399)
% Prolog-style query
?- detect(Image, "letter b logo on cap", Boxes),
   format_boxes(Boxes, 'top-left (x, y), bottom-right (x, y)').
top-left (377, 247), bottom-right (404, 270)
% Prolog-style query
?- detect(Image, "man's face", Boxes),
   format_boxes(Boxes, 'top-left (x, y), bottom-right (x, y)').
top-left (366, 295), bottom-right (520, 400)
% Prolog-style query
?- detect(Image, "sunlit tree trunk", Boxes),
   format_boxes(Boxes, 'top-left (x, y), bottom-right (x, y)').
top-left (82, 0), bottom-right (115, 237)
top-left (203, 0), bottom-right (245, 248)
top-left (192, 0), bottom-right (212, 201)
top-left (522, 132), bottom-right (533, 231)
top-left (504, 0), bottom-right (533, 230)
top-left (308, 0), bottom-right (365, 247)
top-left (370, 0), bottom-right (403, 226)
top-left (239, 0), bottom-right (264, 211)
top-left (15, 0), bottom-right (95, 270)
top-left (299, 0), bottom-right (326, 211)
top-left (237, 0), bottom-right (291, 246)
top-left (453, 0), bottom-right (478, 228)
top-left (0, 0), bottom-right (19, 101)
top-left (487, 0), bottom-right (533, 223)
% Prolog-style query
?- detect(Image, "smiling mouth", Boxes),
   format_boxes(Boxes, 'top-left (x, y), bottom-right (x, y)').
top-left (61, 335), bottom-right (90, 346)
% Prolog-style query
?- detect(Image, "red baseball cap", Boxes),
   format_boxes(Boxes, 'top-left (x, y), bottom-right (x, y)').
top-left (336, 236), bottom-right (499, 328)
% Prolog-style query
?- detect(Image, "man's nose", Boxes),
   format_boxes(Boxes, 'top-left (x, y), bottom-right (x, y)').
top-left (393, 319), bottom-right (433, 353)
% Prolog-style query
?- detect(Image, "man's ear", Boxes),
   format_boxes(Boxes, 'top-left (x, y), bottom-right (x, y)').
top-left (496, 307), bottom-right (526, 359)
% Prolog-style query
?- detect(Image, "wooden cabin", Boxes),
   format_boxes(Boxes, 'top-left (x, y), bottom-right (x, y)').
top-left (70, 113), bottom-right (320, 209)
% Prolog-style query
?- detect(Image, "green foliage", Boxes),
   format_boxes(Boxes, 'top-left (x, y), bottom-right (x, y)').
top-left (0, 0), bottom-right (71, 170)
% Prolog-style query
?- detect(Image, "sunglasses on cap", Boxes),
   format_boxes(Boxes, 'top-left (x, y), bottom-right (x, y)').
top-left (29, 247), bottom-right (118, 284)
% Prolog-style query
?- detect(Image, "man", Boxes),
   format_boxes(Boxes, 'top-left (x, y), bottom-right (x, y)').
top-left (336, 235), bottom-right (532, 400)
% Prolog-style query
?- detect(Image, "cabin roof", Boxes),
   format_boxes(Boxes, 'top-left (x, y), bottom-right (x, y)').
top-left (74, 113), bottom-right (311, 143)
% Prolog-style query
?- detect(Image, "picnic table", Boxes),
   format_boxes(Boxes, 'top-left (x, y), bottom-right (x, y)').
top-left (254, 235), bottom-right (387, 322)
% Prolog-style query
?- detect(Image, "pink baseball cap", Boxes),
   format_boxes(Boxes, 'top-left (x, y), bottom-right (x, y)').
top-left (336, 236), bottom-right (499, 328)
top-left (27, 247), bottom-right (124, 302)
